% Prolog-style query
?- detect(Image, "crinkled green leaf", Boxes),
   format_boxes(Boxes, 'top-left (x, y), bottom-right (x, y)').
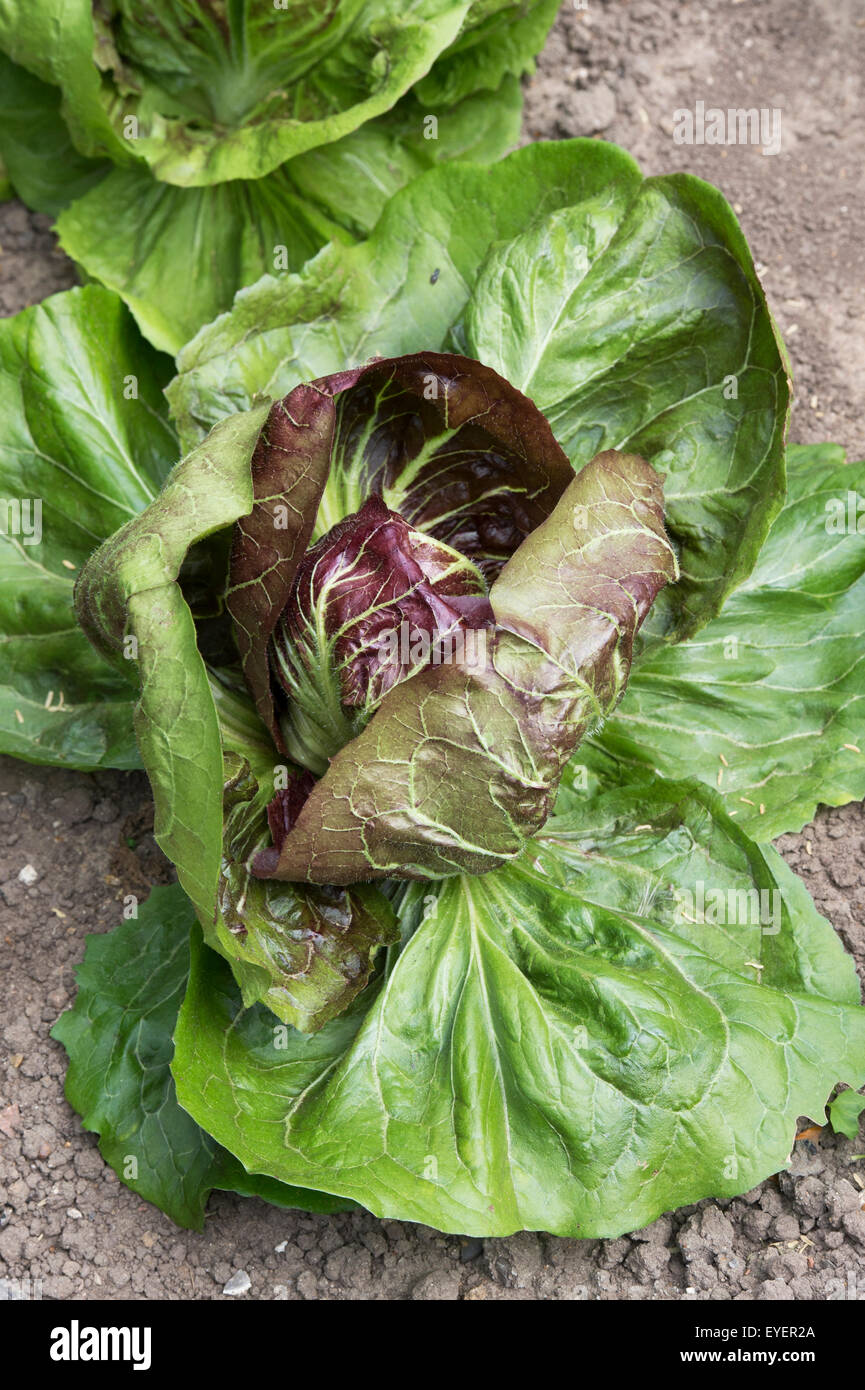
top-left (416, 0), bottom-right (560, 106)
top-left (167, 141), bottom-right (787, 639)
top-left (256, 446), bottom-right (676, 883)
top-left (0, 54), bottom-right (110, 215)
top-left (51, 883), bottom-right (353, 1228)
top-left (74, 401), bottom-right (269, 915)
top-left (111, 0), bottom-right (484, 186)
top-left (546, 777), bottom-right (862, 1008)
top-left (212, 753), bottom-right (399, 1032)
top-left (591, 443), bottom-right (865, 837)
top-left (0, 285), bottom-right (177, 769)
top-left (0, 0), bottom-right (546, 186)
top-left (173, 777), bottom-right (865, 1238)
top-left (0, 3), bottom-right (532, 353)
top-left (452, 183), bottom-right (789, 642)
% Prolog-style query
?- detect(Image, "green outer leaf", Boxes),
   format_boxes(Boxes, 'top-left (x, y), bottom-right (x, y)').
top-left (173, 777), bottom-right (865, 1238)
top-left (167, 141), bottom-right (787, 636)
top-left (544, 778), bottom-right (862, 1008)
top-left (593, 443), bottom-right (865, 837)
top-left (0, 55), bottom-right (110, 215)
top-left (827, 1088), bottom-right (865, 1142)
top-left (51, 883), bottom-right (352, 1228)
top-left (56, 165), bottom-right (349, 357)
top-left (0, 285), bottom-right (176, 769)
top-left (74, 402), bottom-right (270, 917)
top-left (282, 74), bottom-right (524, 241)
top-left (0, 0), bottom-right (131, 165)
top-left (55, 75), bottom-right (522, 357)
top-left (455, 179), bottom-right (789, 642)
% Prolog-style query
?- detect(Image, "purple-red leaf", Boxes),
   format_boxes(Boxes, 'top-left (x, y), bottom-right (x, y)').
top-left (269, 494), bottom-right (494, 772)
top-left (255, 450), bottom-right (678, 884)
top-left (226, 352), bottom-right (574, 750)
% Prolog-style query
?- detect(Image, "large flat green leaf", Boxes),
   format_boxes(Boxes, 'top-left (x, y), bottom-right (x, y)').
top-left (283, 76), bottom-right (524, 241)
top-left (0, 285), bottom-right (177, 768)
top-left (172, 776), bottom-right (865, 1237)
top-left (52, 883), bottom-right (353, 1228)
top-left (0, 54), bottom-right (109, 215)
top-left (592, 443), bottom-right (865, 837)
top-left (56, 166), bottom-right (349, 357)
top-left (168, 140), bottom-right (788, 638)
top-left (56, 77), bottom-right (523, 356)
top-left (451, 177), bottom-right (789, 642)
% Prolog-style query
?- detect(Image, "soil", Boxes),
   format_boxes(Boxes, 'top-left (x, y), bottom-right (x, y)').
top-left (1, 0), bottom-right (864, 1302)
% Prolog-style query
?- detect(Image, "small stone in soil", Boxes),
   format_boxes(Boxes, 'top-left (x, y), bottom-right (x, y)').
top-left (223, 1270), bottom-right (252, 1296)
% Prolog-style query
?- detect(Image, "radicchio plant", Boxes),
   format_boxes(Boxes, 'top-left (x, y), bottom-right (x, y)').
top-left (39, 140), bottom-right (865, 1240)
top-left (224, 351), bottom-right (678, 884)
